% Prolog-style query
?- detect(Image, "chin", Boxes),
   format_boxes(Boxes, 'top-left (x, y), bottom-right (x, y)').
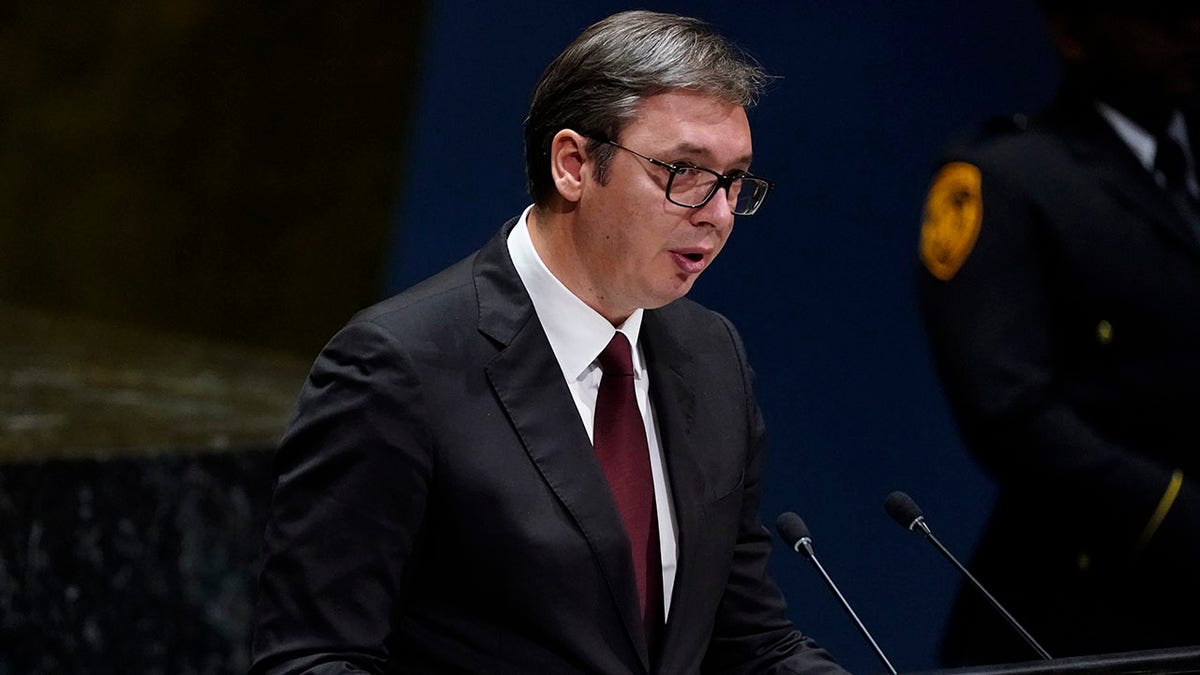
top-left (652, 283), bottom-right (696, 307)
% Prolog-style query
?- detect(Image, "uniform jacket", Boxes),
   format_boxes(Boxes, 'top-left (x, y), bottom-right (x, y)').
top-left (251, 220), bottom-right (844, 674)
top-left (918, 92), bottom-right (1200, 665)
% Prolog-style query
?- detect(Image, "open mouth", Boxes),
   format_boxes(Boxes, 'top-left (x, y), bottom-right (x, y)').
top-left (671, 250), bottom-right (708, 274)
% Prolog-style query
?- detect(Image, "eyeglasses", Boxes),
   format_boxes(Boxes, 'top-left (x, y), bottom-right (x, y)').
top-left (598, 139), bottom-right (775, 216)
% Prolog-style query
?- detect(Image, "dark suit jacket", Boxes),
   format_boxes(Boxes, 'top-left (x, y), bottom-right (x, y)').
top-left (918, 92), bottom-right (1200, 665)
top-left (251, 220), bottom-right (844, 674)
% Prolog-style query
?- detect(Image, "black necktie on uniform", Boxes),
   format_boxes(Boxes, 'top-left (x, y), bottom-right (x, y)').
top-left (593, 332), bottom-right (663, 653)
top-left (1154, 133), bottom-right (1200, 240)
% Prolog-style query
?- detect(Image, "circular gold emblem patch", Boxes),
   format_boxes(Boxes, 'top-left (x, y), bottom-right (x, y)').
top-left (920, 162), bottom-right (983, 281)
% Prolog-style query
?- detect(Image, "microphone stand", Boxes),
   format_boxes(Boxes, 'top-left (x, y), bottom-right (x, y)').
top-left (910, 517), bottom-right (1052, 661)
top-left (793, 537), bottom-right (898, 674)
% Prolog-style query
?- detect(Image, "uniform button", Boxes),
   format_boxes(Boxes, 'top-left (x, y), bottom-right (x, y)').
top-left (1096, 320), bottom-right (1113, 345)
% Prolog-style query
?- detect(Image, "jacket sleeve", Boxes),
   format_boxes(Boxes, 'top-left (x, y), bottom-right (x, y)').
top-left (250, 319), bottom-right (432, 675)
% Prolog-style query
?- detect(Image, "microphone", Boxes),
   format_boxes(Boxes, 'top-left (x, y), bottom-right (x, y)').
top-left (776, 512), bottom-right (897, 675)
top-left (883, 491), bottom-right (1052, 661)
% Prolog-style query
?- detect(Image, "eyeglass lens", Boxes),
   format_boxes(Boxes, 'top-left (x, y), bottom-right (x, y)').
top-left (668, 169), bottom-right (769, 215)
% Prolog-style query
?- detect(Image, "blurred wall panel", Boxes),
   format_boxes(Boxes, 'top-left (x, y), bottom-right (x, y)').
top-left (0, 5), bottom-right (428, 673)
top-left (0, 2), bottom-right (428, 356)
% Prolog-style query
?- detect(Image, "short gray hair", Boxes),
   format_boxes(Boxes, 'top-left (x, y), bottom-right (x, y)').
top-left (523, 10), bottom-right (770, 204)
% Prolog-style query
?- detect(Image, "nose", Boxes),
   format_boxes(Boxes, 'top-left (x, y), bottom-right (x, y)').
top-left (691, 186), bottom-right (735, 229)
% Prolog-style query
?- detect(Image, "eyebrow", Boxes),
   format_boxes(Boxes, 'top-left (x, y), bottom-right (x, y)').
top-left (668, 141), bottom-right (754, 169)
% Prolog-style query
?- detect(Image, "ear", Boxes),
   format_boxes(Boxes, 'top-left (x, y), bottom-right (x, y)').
top-left (548, 129), bottom-right (589, 203)
top-left (1043, 12), bottom-right (1085, 63)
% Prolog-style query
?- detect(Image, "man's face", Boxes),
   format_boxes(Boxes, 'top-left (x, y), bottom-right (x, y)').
top-left (1072, 9), bottom-right (1200, 111)
top-left (572, 89), bottom-right (752, 323)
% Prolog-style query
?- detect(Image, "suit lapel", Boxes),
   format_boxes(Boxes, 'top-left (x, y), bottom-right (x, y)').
top-left (640, 311), bottom-right (705, 669)
top-left (474, 222), bottom-right (651, 671)
top-left (1061, 107), bottom-right (1200, 258)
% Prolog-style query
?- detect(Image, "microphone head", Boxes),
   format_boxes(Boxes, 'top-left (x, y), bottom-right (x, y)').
top-left (775, 511), bottom-right (811, 548)
top-left (884, 491), bottom-right (924, 530)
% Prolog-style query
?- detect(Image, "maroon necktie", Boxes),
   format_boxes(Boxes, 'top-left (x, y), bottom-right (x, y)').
top-left (594, 332), bottom-right (663, 651)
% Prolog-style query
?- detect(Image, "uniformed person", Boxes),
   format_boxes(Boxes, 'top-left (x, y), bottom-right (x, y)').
top-left (917, 0), bottom-right (1200, 666)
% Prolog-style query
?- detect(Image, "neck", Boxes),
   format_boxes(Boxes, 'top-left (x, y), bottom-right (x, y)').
top-left (527, 204), bottom-right (631, 327)
top-left (1065, 73), bottom-right (1176, 134)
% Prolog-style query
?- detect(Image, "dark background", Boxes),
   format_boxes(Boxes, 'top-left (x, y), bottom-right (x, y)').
top-left (0, 2), bottom-right (1059, 673)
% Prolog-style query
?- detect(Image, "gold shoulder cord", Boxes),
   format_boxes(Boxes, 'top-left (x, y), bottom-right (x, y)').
top-left (1136, 470), bottom-right (1184, 553)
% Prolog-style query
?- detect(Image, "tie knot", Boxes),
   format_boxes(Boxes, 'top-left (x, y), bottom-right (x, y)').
top-left (598, 332), bottom-right (635, 377)
top-left (1155, 135), bottom-right (1188, 189)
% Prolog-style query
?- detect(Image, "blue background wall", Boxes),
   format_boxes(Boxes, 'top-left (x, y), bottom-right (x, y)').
top-left (387, 3), bottom-right (1059, 672)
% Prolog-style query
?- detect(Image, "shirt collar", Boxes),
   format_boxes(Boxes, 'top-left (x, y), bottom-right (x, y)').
top-left (1096, 103), bottom-right (1193, 177)
top-left (1097, 102), bottom-right (1158, 172)
top-left (507, 205), bottom-right (645, 382)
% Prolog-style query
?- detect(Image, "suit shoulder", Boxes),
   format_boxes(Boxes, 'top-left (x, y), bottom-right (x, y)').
top-left (351, 252), bottom-right (479, 334)
top-left (941, 112), bottom-right (1028, 157)
top-left (651, 298), bottom-right (746, 356)
top-left (938, 111), bottom-right (1067, 172)
top-left (653, 296), bottom-right (729, 331)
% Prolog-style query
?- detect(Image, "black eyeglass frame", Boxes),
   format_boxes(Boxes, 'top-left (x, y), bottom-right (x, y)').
top-left (595, 139), bottom-right (775, 216)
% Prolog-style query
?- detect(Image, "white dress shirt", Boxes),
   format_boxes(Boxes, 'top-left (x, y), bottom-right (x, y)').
top-left (507, 206), bottom-right (679, 618)
top-left (1098, 103), bottom-right (1199, 200)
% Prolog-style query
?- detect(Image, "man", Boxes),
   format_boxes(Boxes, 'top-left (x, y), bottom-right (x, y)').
top-left (251, 11), bottom-right (846, 674)
top-left (918, 0), bottom-right (1200, 666)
